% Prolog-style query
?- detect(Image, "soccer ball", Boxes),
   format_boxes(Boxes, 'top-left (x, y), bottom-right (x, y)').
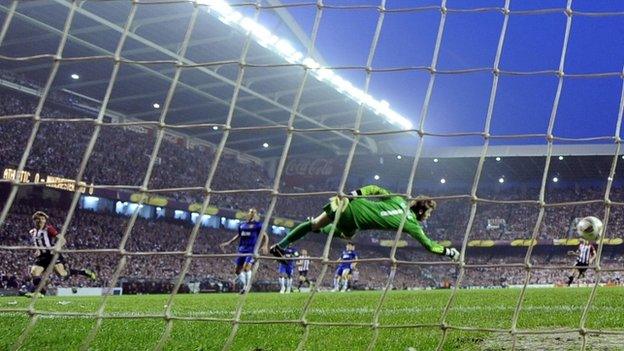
top-left (576, 216), bottom-right (603, 241)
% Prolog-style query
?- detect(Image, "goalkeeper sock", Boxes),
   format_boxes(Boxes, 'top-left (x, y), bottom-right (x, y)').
top-left (567, 275), bottom-right (574, 286)
top-left (277, 221), bottom-right (312, 248)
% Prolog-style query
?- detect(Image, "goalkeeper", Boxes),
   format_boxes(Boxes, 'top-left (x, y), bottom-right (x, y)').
top-left (270, 185), bottom-right (460, 261)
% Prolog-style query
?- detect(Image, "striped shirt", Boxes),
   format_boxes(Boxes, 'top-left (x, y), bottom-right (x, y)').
top-left (298, 255), bottom-right (310, 272)
top-left (29, 225), bottom-right (58, 254)
top-left (577, 242), bottom-right (595, 264)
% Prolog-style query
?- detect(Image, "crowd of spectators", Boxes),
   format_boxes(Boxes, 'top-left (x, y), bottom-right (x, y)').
top-left (425, 186), bottom-right (622, 242)
top-left (1, 203), bottom-right (623, 293)
top-left (8, 86), bottom-right (608, 236)
top-left (1, 81), bottom-right (624, 294)
top-left (0, 89), bottom-right (334, 220)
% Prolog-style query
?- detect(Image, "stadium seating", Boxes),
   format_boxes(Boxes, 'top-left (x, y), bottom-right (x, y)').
top-left (1, 88), bottom-right (623, 293)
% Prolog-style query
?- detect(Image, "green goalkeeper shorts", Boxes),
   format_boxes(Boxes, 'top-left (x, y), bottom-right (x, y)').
top-left (319, 223), bottom-right (355, 240)
top-left (322, 197), bottom-right (357, 239)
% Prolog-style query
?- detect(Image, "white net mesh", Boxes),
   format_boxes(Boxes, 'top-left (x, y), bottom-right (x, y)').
top-left (0, 0), bottom-right (624, 350)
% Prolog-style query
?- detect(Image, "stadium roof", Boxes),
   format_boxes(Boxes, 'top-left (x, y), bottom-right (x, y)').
top-left (2, 0), bottom-right (622, 180)
top-left (0, 0), bottom-right (415, 159)
top-left (344, 153), bottom-right (622, 190)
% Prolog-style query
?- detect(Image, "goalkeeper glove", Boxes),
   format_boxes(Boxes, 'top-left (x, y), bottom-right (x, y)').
top-left (444, 247), bottom-right (460, 262)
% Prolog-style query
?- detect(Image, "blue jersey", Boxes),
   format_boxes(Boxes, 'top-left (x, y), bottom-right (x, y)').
top-left (338, 250), bottom-right (358, 269)
top-left (238, 220), bottom-right (262, 253)
top-left (278, 247), bottom-right (299, 269)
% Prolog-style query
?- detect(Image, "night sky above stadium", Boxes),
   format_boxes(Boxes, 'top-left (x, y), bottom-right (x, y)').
top-left (270, 0), bottom-right (624, 146)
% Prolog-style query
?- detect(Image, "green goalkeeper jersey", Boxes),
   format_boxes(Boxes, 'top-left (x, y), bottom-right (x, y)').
top-left (323, 185), bottom-right (445, 255)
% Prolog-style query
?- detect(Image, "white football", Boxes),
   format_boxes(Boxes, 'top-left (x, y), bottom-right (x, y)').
top-left (576, 216), bottom-right (603, 241)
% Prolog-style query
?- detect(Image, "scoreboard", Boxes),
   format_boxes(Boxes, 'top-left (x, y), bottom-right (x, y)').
top-left (2, 167), bottom-right (94, 194)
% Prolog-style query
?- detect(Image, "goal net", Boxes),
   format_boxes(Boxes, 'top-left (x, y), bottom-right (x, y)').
top-left (0, 0), bottom-right (623, 350)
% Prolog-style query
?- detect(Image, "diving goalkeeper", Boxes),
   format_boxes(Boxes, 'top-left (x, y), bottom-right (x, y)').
top-left (270, 185), bottom-right (460, 261)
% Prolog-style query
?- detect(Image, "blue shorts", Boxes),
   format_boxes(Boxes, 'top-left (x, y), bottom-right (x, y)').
top-left (278, 264), bottom-right (293, 277)
top-left (235, 251), bottom-right (254, 267)
top-left (335, 265), bottom-right (351, 277)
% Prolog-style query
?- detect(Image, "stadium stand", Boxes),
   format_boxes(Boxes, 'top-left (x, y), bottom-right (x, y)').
top-left (1, 86), bottom-right (623, 294)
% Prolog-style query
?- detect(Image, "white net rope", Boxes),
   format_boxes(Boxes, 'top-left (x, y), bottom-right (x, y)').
top-left (0, 1), bottom-right (623, 350)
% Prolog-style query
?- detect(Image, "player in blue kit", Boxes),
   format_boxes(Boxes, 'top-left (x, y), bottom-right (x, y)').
top-left (220, 208), bottom-right (268, 293)
top-left (333, 242), bottom-right (358, 292)
top-left (277, 246), bottom-right (298, 294)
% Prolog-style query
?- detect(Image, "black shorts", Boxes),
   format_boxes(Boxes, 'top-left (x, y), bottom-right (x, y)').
top-left (575, 261), bottom-right (589, 276)
top-left (34, 252), bottom-right (65, 269)
top-left (298, 270), bottom-right (308, 277)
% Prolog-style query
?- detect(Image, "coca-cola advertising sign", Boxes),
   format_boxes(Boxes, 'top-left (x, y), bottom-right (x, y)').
top-left (284, 158), bottom-right (341, 185)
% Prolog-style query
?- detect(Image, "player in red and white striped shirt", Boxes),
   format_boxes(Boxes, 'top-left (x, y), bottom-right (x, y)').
top-left (296, 249), bottom-right (311, 291)
top-left (566, 238), bottom-right (596, 287)
top-left (26, 211), bottom-right (96, 297)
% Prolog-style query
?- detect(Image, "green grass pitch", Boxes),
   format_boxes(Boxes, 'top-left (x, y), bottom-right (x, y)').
top-left (1, 287), bottom-right (624, 350)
